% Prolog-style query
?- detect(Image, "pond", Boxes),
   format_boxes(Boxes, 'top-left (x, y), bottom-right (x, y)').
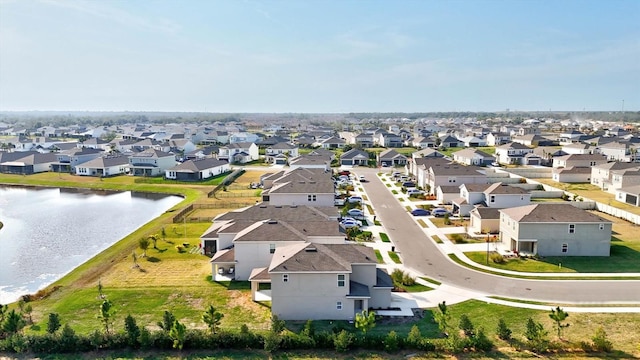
top-left (0, 186), bottom-right (183, 304)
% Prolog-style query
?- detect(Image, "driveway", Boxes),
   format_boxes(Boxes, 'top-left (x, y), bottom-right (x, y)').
top-left (355, 167), bottom-right (640, 303)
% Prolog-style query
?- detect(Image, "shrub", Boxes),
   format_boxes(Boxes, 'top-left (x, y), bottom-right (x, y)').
top-left (418, 338), bottom-right (436, 351)
top-left (490, 252), bottom-right (506, 264)
top-left (443, 213), bottom-right (451, 225)
top-left (402, 273), bottom-right (416, 286)
top-left (458, 314), bottom-right (475, 337)
top-left (470, 327), bottom-right (493, 351)
top-left (263, 331), bottom-right (281, 353)
top-left (591, 326), bottom-right (613, 352)
top-left (406, 325), bottom-right (422, 348)
top-left (333, 329), bottom-right (353, 352)
top-left (496, 318), bottom-right (512, 340)
top-left (384, 330), bottom-right (400, 352)
top-left (450, 234), bottom-right (464, 243)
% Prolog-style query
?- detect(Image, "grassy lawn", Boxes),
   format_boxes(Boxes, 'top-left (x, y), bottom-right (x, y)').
top-left (374, 249), bottom-right (384, 263)
top-left (416, 219), bottom-right (428, 228)
top-left (284, 299), bottom-right (640, 355)
top-left (465, 210), bottom-right (640, 273)
top-left (379, 232), bottom-right (390, 243)
top-left (387, 251), bottom-right (402, 264)
top-left (429, 217), bottom-right (466, 228)
top-left (446, 233), bottom-right (484, 244)
top-left (396, 283), bottom-right (433, 292)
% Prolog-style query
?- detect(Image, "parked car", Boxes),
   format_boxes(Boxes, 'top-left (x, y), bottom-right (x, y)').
top-left (402, 181), bottom-right (416, 188)
top-left (340, 218), bottom-right (362, 228)
top-left (358, 175), bottom-right (366, 182)
top-left (411, 208), bottom-right (431, 216)
top-left (348, 196), bottom-right (363, 203)
top-left (432, 208), bottom-right (451, 217)
top-left (347, 209), bottom-right (364, 217)
top-left (334, 198), bottom-right (345, 206)
top-left (407, 189), bottom-right (425, 195)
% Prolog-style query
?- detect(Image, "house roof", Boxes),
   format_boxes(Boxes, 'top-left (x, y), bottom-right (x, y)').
top-left (130, 149), bottom-right (173, 158)
top-left (77, 155), bottom-right (129, 168)
top-left (340, 149), bottom-right (369, 160)
top-left (430, 164), bottom-right (485, 176)
top-left (376, 268), bottom-right (394, 288)
top-left (470, 207), bottom-right (502, 219)
top-left (555, 154), bottom-right (607, 161)
top-left (452, 148), bottom-right (494, 159)
top-left (347, 281), bottom-right (370, 297)
top-left (500, 204), bottom-right (611, 223)
top-left (168, 158), bottom-right (228, 172)
top-left (496, 142), bottom-right (532, 150)
top-left (210, 248), bottom-right (235, 263)
top-left (437, 185), bottom-right (461, 193)
top-left (592, 162), bottom-right (640, 171)
top-left (553, 166), bottom-right (592, 174)
top-left (215, 204), bottom-right (338, 223)
top-left (248, 267), bottom-right (270, 281)
top-left (484, 183), bottom-right (529, 195)
top-left (379, 149), bottom-right (407, 160)
top-left (269, 243), bottom-right (376, 273)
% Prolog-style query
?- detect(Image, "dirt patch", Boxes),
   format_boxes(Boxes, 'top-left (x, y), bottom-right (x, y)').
top-left (377, 308), bottom-right (424, 326)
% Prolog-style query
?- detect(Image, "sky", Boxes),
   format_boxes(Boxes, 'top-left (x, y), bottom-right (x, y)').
top-left (0, 0), bottom-right (639, 113)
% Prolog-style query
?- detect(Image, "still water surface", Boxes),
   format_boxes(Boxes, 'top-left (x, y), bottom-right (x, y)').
top-left (0, 186), bottom-right (182, 303)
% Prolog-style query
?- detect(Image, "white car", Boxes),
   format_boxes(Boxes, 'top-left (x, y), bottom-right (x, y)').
top-left (347, 209), bottom-right (364, 217)
top-left (341, 218), bottom-right (363, 228)
top-left (358, 175), bottom-right (366, 182)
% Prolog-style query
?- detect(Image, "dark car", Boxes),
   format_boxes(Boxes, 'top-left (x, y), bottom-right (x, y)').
top-left (411, 208), bottom-right (431, 216)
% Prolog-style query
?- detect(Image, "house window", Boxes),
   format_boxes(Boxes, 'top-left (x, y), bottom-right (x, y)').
top-left (307, 194), bottom-right (316, 202)
top-left (568, 224), bottom-right (575, 234)
top-left (337, 274), bottom-right (345, 287)
top-left (490, 195), bottom-right (495, 203)
top-left (599, 223), bottom-right (605, 230)
top-left (561, 244), bottom-right (568, 253)
top-left (270, 244), bottom-right (276, 254)
top-left (336, 301), bottom-right (343, 310)
top-left (448, 177), bottom-right (456, 183)
top-left (282, 274), bottom-right (289, 283)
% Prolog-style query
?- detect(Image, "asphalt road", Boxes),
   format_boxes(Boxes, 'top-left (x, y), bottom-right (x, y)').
top-left (356, 167), bottom-right (640, 303)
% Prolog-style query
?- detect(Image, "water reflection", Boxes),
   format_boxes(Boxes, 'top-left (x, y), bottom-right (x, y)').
top-left (0, 186), bottom-right (182, 303)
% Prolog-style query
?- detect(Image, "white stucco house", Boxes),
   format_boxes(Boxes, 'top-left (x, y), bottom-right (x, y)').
top-left (165, 158), bottom-right (230, 181)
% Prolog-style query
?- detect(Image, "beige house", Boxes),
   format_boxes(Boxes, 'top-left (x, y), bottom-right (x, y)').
top-left (552, 154), bottom-right (607, 168)
top-left (266, 243), bottom-right (393, 320)
top-left (590, 162), bottom-right (640, 191)
top-left (499, 204), bottom-right (612, 256)
top-left (469, 207), bottom-right (501, 234)
top-left (201, 204), bottom-right (342, 280)
top-left (261, 168), bottom-right (335, 207)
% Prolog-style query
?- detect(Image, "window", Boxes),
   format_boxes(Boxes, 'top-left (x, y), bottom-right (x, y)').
top-left (568, 224), bottom-right (575, 234)
top-left (561, 244), bottom-right (568, 253)
top-left (269, 244), bottom-right (276, 254)
top-left (490, 195), bottom-right (495, 203)
top-left (337, 274), bottom-right (345, 287)
top-left (336, 301), bottom-right (343, 310)
top-left (307, 194), bottom-right (316, 202)
top-left (599, 223), bottom-right (605, 230)
top-left (282, 274), bottom-right (288, 283)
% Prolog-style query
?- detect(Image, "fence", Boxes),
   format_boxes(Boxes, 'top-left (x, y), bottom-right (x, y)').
top-left (501, 168), bottom-right (553, 179)
top-left (208, 168), bottom-right (246, 197)
top-left (171, 202), bottom-right (258, 223)
top-left (215, 191), bottom-right (260, 198)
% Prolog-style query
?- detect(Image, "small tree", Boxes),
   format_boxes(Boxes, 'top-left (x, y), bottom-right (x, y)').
top-left (270, 314), bottom-right (286, 334)
top-left (443, 213), bottom-right (452, 225)
top-left (0, 303), bottom-right (8, 324)
top-left (202, 304), bottom-right (224, 334)
top-left (591, 326), bottom-right (613, 352)
top-left (333, 329), bottom-right (353, 353)
top-left (23, 304), bottom-right (33, 324)
top-left (47, 313), bottom-right (62, 334)
top-left (301, 319), bottom-right (315, 338)
top-left (97, 299), bottom-right (115, 335)
top-left (354, 310), bottom-right (376, 334)
top-left (525, 317), bottom-right (549, 353)
top-left (158, 311), bottom-right (175, 332)
top-left (131, 251), bottom-right (139, 268)
top-left (407, 324), bottom-right (422, 348)
top-left (124, 314), bottom-right (140, 347)
top-left (139, 237), bottom-right (150, 258)
top-left (434, 301), bottom-right (451, 336)
top-left (458, 314), bottom-right (475, 337)
top-left (2, 309), bottom-right (26, 334)
top-left (548, 306), bottom-right (570, 339)
top-left (169, 319), bottom-right (186, 350)
top-left (496, 318), bottom-right (512, 340)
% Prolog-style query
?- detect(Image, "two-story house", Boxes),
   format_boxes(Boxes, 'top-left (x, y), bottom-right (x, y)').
top-left (452, 148), bottom-right (495, 166)
top-left (218, 142), bottom-right (259, 164)
top-left (494, 142), bottom-right (534, 165)
top-left (499, 203), bottom-right (611, 256)
top-left (552, 154), bottom-right (607, 168)
top-left (261, 168), bottom-right (335, 207)
top-left (75, 155), bottom-right (130, 177)
top-left (266, 243), bottom-right (393, 320)
top-left (51, 148), bottom-right (104, 173)
top-left (128, 149), bottom-right (176, 176)
top-left (590, 162), bottom-right (640, 192)
top-left (265, 143), bottom-right (299, 165)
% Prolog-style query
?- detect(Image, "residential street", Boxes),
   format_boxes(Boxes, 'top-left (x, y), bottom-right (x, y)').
top-left (356, 167), bottom-right (640, 303)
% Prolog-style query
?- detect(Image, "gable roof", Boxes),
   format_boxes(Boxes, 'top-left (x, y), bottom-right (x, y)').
top-left (500, 204), bottom-right (611, 223)
top-left (269, 243), bottom-right (375, 273)
top-left (483, 182), bottom-right (529, 195)
top-left (168, 158), bottom-right (228, 172)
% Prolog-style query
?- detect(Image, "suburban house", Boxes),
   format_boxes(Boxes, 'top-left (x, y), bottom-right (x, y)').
top-left (609, 169), bottom-right (640, 195)
top-left (411, 136), bottom-right (437, 149)
top-left (354, 133), bottom-right (375, 148)
top-left (75, 155), bottom-right (129, 177)
top-left (435, 185), bottom-right (462, 205)
top-left (469, 207), bottom-right (501, 235)
top-left (452, 182), bottom-right (530, 216)
top-left (261, 168), bottom-right (335, 207)
top-left (201, 204), bottom-right (341, 276)
top-left (128, 149), bottom-right (176, 176)
top-left (552, 154), bottom-right (607, 168)
top-left (486, 132), bottom-right (511, 146)
top-left (265, 143), bottom-right (299, 164)
top-left (512, 134), bottom-right (545, 147)
top-left (267, 242), bottom-right (393, 320)
top-left (499, 203), bottom-right (612, 256)
top-left (615, 185), bottom-right (640, 207)
top-left (494, 142), bottom-right (534, 165)
top-left (597, 141), bottom-right (637, 162)
top-left (229, 132), bottom-right (260, 144)
top-left (218, 142), bottom-right (259, 164)
top-left (590, 162), bottom-right (640, 192)
top-left (439, 135), bottom-right (461, 148)
top-left (552, 167), bottom-right (593, 183)
top-left (288, 154), bottom-right (332, 170)
top-left (532, 147), bottom-right (567, 166)
top-left (426, 164), bottom-right (487, 195)
top-left (562, 143), bottom-right (593, 155)
top-left (78, 137), bottom-right (111, 151)
top-left (165, 158), bottom-right (230, 181)
top-left (452, 148), bottom-right (495, 166)
top-left (51, 148), bottom-right (104, 173)
top-left (0, 151), bottom-right (57, 174)
top-left (340, 149), bottom-right (370, 166)
top-left (378, 149), bottom-right (407, 167)
top-left (376, 132), bottom-right (403, 148)
top-left (317, 136), bottom-right (347, 149)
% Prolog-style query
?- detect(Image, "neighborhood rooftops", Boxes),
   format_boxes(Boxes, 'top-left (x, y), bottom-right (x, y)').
top-left (269, 243), bottom-right (376, 273)
top-left (500, 203), bottom-right (611, 223)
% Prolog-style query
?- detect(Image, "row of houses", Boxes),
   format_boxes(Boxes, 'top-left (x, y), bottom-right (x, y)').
top-left (200, 167), bottom-right (393, 321)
